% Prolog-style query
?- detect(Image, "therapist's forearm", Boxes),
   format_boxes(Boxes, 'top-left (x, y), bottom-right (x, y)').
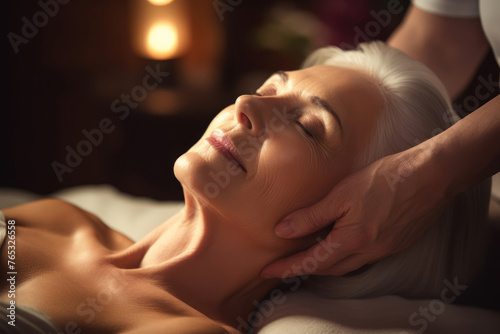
top-left (428, 94), bottom-right (500, 198)
top-left (388, 5), bottom-right (490, 99)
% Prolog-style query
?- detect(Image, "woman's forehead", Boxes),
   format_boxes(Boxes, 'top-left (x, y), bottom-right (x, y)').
top-left (291, 65), bottom-right (383, 119)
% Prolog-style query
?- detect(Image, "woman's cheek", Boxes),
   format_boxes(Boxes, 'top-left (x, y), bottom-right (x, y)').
top-left (269, 136), bottom-right (338, 204)
top-left (259, 138), bottom-right (317, 195)
top-left (264, 134), bottom-right (311, 168)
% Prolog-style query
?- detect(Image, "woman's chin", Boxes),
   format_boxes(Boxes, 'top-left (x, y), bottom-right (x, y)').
top-left (173, 152), bottom-right (201, 188)
top-left (174, 151), bottom-right (220, 202)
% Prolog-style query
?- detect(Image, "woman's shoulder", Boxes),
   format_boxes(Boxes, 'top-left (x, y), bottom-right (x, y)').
top-left (3, 198), bottom-right (101, 230)
top-left (2, 198), bottom-right (133, 247)
top-left (120, 316), bottom-right (236, 334)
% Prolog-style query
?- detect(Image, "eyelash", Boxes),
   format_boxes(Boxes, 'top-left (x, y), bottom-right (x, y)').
top-left (295, 120), bottom-right (314, 138)
top-left (250, 91), bottom-right (262, 96)
top-left (250, 91), bottom-right (314, 138)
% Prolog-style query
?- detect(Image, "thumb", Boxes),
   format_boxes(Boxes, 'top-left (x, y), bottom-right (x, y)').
top-left (275, 191), bottom-right (347, 238)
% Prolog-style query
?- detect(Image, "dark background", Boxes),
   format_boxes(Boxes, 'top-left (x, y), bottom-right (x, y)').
top-left (4, 0), bottom-right (498, 201)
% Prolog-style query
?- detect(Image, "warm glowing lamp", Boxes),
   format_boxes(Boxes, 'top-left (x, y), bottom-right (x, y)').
top-left (147, 23), bottom-right (178, 59)
top-left (132, 0), bottom-right (189, 60)
top-left (147, 0), bottom-right (174, 5)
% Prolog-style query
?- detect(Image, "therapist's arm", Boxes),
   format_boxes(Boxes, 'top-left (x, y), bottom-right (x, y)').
top-left (387, 4), bottom-right (490, 99)
top-left (436, 94), bottom-right (500, 195)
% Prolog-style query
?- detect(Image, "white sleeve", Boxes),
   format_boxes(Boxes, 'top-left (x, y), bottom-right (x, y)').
top-left (412, 0), bottom-right (480, 18)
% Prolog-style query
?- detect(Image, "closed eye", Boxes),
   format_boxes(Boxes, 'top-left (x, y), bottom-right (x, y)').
top-left (251, 90), bottom-right (315, 138)
top-left (295, 120), bottom-right (314, 138)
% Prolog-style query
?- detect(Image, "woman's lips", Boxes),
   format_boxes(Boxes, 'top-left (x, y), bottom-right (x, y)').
top-left (206, 130), bottom-right (247, 172)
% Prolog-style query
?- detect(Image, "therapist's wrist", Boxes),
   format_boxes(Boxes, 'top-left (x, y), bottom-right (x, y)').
top-left (423, 131), bottom-right (468, 201)
top-left (402, 138), bottom-right (452, 204)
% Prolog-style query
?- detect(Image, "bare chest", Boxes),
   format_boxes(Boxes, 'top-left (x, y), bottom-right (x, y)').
top-left (0, 225), bottom-right (195, 333)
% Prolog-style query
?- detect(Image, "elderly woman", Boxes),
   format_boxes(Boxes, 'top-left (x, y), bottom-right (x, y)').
top-left (0, 41), bottom-right (489, 334)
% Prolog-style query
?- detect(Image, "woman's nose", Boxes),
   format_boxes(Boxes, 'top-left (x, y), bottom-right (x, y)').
top-left (234, 94), bottom-right (270, 136)
top-left (235, 96), bottom-right (253, 130)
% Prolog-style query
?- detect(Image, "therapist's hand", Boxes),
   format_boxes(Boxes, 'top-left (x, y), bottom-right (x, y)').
top-left (261, 146), bottom-right (449, 278)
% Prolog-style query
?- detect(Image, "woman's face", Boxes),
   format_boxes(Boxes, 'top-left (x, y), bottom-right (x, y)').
top-left (174, 65), bottom-right (383, 242)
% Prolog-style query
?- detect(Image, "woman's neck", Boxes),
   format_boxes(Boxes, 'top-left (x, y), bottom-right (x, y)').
top-left (124, 192), bottom-right (284, 326)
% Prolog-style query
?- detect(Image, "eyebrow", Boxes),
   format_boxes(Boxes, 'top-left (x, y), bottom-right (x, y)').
top-left (272, 70), bottom-right (343, 132)
top-left (274, 70), bottom-right (289, 84)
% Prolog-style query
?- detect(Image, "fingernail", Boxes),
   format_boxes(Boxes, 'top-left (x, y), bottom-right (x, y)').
top-left (275, 220), bottom-right (294, 238)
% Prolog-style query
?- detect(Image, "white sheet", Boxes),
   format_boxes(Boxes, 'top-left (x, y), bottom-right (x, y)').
top-left (253, 290), bottom-right (500, 334)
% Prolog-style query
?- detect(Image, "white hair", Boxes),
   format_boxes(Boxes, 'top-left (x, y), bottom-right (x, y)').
top-left (301, 41), bottom-right (490, 299)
